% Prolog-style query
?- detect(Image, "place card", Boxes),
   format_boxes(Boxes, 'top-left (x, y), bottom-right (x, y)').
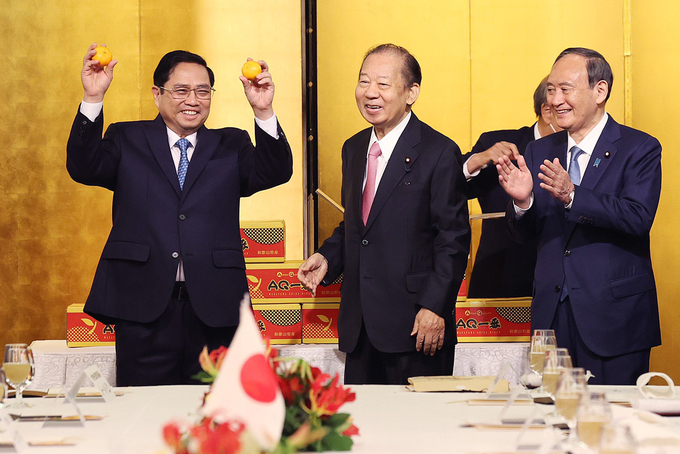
top-left (497, 385), bottom-right (527, 421)
top-left (0, 407), bottom-right (28, 452)
top-left (485, 361), bottom-right (511, 398)
top-left (62, 365), bottom-right (116, 405)
top-left (83, 365), bottom-right (116, 403)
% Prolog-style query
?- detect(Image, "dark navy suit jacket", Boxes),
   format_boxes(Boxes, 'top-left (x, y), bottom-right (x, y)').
top-left (318, 114), bottom-right (470, 354)
top-left (67, 110), bottom-right (292, 327)
top-left (507, 116), bottom-right (662, 357)
top-left (464, 126), bottom-right (537, 297)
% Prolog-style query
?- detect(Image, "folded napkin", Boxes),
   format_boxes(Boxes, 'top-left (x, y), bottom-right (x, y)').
top-left (636, 372), bottom-right (675, 399)
top-left (407, 375), bottom-right (510, 393)
top-left (632, 371), bottom-right (680, 416)
top-left (633, 398), bottom-right (680, 416)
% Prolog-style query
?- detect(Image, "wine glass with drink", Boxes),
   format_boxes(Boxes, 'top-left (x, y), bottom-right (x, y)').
top-left (577, 391), bottom-right (612, 450)
top-left (528, 329), bottom-right (557, 391)
top-left (542, 348), bottom-right (572, 399)
top-left (0, 368), bottom-right (6, 406)
top-left (555, 367), bottom-right (588, 448)
top-left (3, 343), bottom-right (35, 408)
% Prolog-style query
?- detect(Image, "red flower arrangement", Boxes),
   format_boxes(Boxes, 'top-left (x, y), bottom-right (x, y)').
top-left (163, 342), bottom-right (359, 453)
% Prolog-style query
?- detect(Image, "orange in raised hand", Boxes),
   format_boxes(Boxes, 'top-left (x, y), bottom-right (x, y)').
top-left (93, 46), bottom-right (113, 67)
top-left (241, 60), bottom-right (262, 80)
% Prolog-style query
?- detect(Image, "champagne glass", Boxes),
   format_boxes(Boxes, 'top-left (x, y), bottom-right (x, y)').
top-left (529, 329), bottom-right (557, 390)
top-left (577, 391), bottom-right (612, 450)
top-left (555, 367), bottom-right (588, 447)
top-left (0, 368), bottom-right (6, 406)
top-left (598, 424), bottom-right (637, 454)
top-left (542, 348), bottom-right (572, 399)
top-left (3, 343), bottom-right (35, 408)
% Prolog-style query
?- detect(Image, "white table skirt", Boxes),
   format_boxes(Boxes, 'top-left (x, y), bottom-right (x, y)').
top-left (29, 340), bottom-right (529, 391)
top-left (453, 342), bottom-right (530, 383)
top-left (28, 341), bottom-right (347, 391)
top-left (28, 340), bottom-right (117, 391)
top-left (3, 384), bottom-right (679, 453)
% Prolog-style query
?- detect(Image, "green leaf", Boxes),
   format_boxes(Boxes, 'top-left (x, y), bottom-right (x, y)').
top-left (282, 404), bottom-right (308, 437)
top-left (320, 431), bottom-right (353, 451)
top-left (324, 413), bottom-right (350, 428)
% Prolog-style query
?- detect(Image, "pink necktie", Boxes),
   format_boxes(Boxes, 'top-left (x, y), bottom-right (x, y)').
top-left (362, 142), bottom-right (382, 225)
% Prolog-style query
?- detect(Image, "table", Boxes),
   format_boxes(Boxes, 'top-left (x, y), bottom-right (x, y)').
top-left (3, 385), bottom-right (679, 453)
top-left (30, 340), bottom-right (529, 391)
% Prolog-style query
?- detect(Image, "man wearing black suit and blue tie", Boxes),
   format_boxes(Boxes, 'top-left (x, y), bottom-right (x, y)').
top-left (497, 48), bottom-right (662, 384)
top-left (67, 44), bottom-right (292, 386)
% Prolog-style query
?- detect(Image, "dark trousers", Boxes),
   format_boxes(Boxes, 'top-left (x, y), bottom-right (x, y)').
top-left (344, 323), bottom-right (455, 385)
top-left (115, 282), bottom-right (237, 386)
top-left (551, 296), bottom-right (650, 385)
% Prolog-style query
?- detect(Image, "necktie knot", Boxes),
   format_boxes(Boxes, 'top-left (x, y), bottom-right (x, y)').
top-left (369, 142), bottom-right (382, 158)
top-left (176, 138), bottom-right (191, 154)
top-left (569, 145), bottom-right (584, 186)
top-left (176, 138), bottom-right (192, 190)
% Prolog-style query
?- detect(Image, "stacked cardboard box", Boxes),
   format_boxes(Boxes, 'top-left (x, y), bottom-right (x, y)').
top-left (455, 297), bottom-right (532, 342)
top-left (247, 259), bottom-right (342, 343)
top-left (66, 304), bottom-right (116, 347)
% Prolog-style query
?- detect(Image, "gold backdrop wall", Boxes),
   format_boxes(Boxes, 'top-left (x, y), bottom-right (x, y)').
top-left (632, 0), bottom-right (680, 383)
top-left (317, 0), bottom-right (679, 381)
top-left (0, 0), bottom-right (303, 349)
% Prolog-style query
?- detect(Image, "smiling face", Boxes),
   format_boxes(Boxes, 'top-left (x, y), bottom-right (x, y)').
top-left (546, 54), bottom-right (608, 142)
top-left (153, 62), bottom-right (211, 137)
top-left (355, 52), bottom-right (419, 140)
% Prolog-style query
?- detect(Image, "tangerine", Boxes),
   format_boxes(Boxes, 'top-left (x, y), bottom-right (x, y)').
top-left (93, 46), bottom-right (113, 67)
top-left (241, 60), bottom-right (262, 81)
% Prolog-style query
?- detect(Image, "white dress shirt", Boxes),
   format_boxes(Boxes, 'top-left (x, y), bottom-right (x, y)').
top-left (362, 111), bottom-right (412, 194)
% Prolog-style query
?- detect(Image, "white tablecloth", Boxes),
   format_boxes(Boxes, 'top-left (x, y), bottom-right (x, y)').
top-left (29, 340), bottom-right (529, 391)
top-left (3, 385), bottom-right (679, 453)
top-left (28, 341), bottom-right (347, 391)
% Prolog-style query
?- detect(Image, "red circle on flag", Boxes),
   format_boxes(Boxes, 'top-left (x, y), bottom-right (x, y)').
top-left (240, 353), bottom-right (278, 403)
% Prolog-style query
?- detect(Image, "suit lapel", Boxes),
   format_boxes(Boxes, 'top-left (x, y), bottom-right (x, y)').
top-left (364, 115), bottom-right (421, 230)
top-left (563, 117), bottom-right (619, 240)
top-left (580, 117), bottom-right (619, 190)
top-left (146, 115), bottom-right (181, 197)
top-left (350, 131), bottom-right (370, 232)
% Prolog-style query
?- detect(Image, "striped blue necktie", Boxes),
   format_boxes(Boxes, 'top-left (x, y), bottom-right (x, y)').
top-left (176, 138), bottom-right (191, 190)
top-left (569, 145), bottom-right (584, 186)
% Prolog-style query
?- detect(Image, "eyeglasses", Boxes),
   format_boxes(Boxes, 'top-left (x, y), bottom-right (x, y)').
top-left (160, 86), bottom-right (215, 100)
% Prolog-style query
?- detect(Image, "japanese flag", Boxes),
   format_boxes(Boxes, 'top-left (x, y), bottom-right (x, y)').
top-left (202, 295), bottom-right (285, 450)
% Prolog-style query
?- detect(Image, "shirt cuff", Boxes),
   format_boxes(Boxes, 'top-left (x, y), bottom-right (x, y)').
top-left (254, 113), bottom-right (279, 139)
top-left (513, 193), bottom-right (534, 219)
top-left (565, 190), bottom-right (575, 210)
top-left (463, 159), bottom-right (480, 181)
top-left (80, 101), bottom-right (103, 123)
